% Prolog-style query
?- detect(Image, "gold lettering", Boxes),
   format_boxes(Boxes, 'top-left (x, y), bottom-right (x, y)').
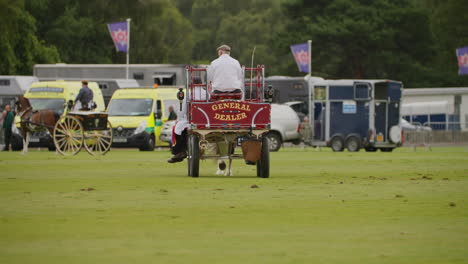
top-left (225, 115), bottom-right (231, 121)
top-left (214, 113), bottom-right (221, 120)
top-left (235, 103), bottom-right (240, 109)
top-left (223, 103), bottom-right (230, 109)
top-left (212, 105), bottom-right (218, 111)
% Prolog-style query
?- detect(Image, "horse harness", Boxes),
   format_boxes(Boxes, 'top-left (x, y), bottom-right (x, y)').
top-left (19, 107), bottom-right (55, 131)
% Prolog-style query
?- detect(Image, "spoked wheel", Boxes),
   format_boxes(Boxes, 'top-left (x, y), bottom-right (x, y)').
top-left (53, 116), bottom-right (84, 156)
top-left (83, 121), bottom-right (113, 156)
top-left (187, 134), bottom-right (200, 177)
top-left (257, 136), bottom-right (270, 178)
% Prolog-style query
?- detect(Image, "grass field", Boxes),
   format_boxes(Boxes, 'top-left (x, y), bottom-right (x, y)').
top-left (0, 147), bottom-right (467, 263)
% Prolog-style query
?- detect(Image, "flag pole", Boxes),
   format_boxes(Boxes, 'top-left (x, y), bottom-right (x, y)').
top-left (307, 39), bottom-right (312, 128)
top-left (126, 18), bottom-right (131, 80)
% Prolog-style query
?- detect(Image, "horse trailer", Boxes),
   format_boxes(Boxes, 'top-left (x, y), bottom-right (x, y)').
top-left (34, 64), bottom-right (190, 87)
top-left (0, 76), bottom-right (38, 107)
top-left (307, 79), bottom-right (403, 152)
top-left (277, 79), bottom-right (405, 152)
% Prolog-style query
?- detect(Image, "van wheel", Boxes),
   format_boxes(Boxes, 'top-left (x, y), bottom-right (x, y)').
top-left (345, 136), bottom-right (361, 152)
top-left (330, 136), bottom-right (344, 152)
top-left (140, 135), bottom-right (155, 151)
top-left (266, 132), bottom-right (282, 152)
top-left (380, 148), bottom-right (394, 152)
top-left (365, 147), bottom-right (377, 152)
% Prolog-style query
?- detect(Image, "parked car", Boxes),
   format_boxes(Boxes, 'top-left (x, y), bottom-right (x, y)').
top-left (284, 101), bottom-right (308, 121)
top-left (267, 104), bottom-right (301, 151)
top-left (159, 120), bottom-right (176, 144)
top-left (159, 103), bottom-right (301, 152)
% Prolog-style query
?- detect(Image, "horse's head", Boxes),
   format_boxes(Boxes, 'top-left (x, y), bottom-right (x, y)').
top-left (16, 96), bottom-right (31, 113)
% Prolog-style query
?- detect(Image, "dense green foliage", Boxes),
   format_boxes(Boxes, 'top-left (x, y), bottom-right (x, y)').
top-left (0, 148), bottom-right (467, 263)
top-left (1, 0), bottom-right (467, 87)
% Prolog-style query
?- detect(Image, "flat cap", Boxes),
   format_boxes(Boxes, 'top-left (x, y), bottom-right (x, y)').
top-left (216, 44), bottom-right (231, 52)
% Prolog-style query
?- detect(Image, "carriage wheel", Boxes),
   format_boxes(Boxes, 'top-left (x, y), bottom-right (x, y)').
top-left (83, 121), bottom-right (113, 156)
top-left (53, 116), bottom-right (84, 156)
top-left (256, 136), bottom-right (270, 178)
top-left (187, 134), bottom-right (200, 177)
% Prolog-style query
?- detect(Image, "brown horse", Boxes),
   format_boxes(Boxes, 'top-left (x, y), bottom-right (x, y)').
top-left (15, 96), bottom-right (61, 154)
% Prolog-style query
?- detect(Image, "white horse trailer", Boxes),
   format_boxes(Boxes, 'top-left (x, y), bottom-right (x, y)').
top-left (34, 64), bottom-right (192, 87)
top-left (0, 76), bottom-right (38, 107)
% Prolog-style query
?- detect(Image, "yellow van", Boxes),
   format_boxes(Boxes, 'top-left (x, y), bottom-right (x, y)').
top-left (11, 81), bottom-right (105, 150)
top-left (107, 87), bottom-right (179, 151)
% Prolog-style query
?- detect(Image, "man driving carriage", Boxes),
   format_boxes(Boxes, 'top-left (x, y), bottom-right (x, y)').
top-left (75, 80), bottom-right (94, 110)
top-left (167, 44), bottom-right (243, 164)
top-left (207, 44), bottom-right (243, 95)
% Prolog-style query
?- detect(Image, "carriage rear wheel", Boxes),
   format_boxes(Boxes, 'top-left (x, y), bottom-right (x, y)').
top-left (83, 121), bottom-right (113, 156)
top-left (257, 136), bottom-right (270, 178)
top-left (187, 134), bottom-right (200, 177)
top-left (53, 116), bottom-right (84, 156)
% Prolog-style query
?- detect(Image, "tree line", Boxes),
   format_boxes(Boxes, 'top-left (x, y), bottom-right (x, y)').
top-left (1, 0), bottom-right (467, 87)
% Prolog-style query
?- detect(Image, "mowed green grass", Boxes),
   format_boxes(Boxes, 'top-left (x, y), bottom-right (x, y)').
top-left (0, 147), bottom-right (467, 264)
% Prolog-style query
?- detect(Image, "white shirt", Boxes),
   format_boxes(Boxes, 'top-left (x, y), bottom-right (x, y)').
top-left (207, 54), bottom-right (243, 92)
top-left (174, 86), bottom-right (208, 135)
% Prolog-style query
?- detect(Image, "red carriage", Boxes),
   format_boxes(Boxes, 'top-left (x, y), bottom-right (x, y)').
top-left (183, 65), bottom-right (272, 177)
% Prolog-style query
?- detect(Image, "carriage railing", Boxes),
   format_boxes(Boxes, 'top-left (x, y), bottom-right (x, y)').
top-left (243, 65), bottom-right (265, 102)
top-left (185, 65), bottom-right (265, 103)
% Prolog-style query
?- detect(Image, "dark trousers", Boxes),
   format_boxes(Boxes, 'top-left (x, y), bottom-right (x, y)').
top-left (171, 129), bottom-right (187, 155)
top-left (4, 128), bottom-right (11, 150)
top-left (213, 89), bottom-right (241, 94)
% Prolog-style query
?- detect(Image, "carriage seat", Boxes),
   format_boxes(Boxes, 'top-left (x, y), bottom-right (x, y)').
top-left (210, 89), bottom-right (243, 101)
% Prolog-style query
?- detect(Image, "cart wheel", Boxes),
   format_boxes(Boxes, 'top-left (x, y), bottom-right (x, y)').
top-left (257, 136), bottom-right (270, 178)
top-left (53, 116), bottom-right (84, 156)
top-left (83, 121), bottom-right (113, 156)
top-left (187, 134), bottom-right (200, 177)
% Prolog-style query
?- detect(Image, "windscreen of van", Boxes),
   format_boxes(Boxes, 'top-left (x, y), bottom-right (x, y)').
top-left (108, 99), bottom-right (153, 116)
top-left (29, 98), bottom-right (66, 114)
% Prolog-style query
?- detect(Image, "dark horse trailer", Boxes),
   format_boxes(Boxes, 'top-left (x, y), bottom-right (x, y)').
top-left (310, 79), bottom-right (403, 152)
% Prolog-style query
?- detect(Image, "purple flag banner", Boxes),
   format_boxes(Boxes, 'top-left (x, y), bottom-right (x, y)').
top-left (108, 21), bottom-right (128, 52)
top-left (457, 46), bottom-right (468, 75)
top-left (290, 42), bottom-right (310, 73)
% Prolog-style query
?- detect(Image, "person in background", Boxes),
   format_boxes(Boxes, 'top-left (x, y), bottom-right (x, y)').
top-left (1, 104), bottom-right (15, 151)
top-left (300, 116), bottom-right (313, 146)
top-left (75, 80), bottom-right (94, 110)
top-left (167, 105), bottom-right (177, 121)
